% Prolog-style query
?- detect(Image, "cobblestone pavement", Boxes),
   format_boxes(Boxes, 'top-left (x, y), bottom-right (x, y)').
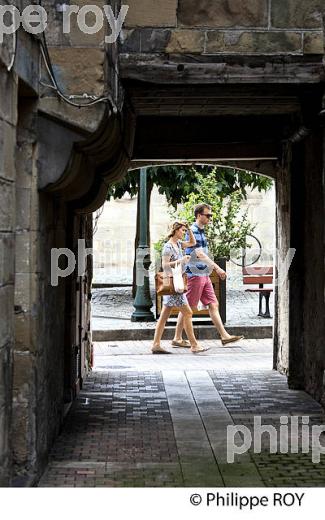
top-left (38, 340), bottom-right (325, 488)
top-left (92, 285), bottom-right (274, 331)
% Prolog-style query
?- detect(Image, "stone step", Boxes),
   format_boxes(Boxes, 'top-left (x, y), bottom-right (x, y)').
top-left (93, 325), bottom-right (272, 342)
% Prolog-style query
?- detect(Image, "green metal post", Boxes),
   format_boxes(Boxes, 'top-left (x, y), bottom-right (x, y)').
top-left (131, 168), bottom-right (155, 322)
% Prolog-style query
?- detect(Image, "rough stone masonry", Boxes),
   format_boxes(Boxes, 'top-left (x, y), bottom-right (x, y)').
top-left (121, 0), bottom-right (324, 55)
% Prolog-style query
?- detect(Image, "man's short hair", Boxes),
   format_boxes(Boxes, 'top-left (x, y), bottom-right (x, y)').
top-left (194, 203), bottom-right (212, 218)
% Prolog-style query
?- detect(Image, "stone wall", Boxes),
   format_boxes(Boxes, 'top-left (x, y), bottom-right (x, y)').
top-left (0, 0), bottom-right (112, 481)
top-left (121, 0), bottom-right (325, 56)
top-left (11, 97), bottom-right (69, 484)
top-left (39, 0), bottom-right (109, 134)
top-left (0, 61), bottom-right (17, 486)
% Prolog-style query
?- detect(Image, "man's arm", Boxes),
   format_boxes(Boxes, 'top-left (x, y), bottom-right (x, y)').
top-left (195, 249), bottom-right (227, 280)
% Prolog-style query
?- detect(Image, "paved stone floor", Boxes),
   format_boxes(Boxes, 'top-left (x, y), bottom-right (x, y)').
top-left (38, 340), bottom-right (325, 488)
top-left (92, 285), bottom-right (274, 331)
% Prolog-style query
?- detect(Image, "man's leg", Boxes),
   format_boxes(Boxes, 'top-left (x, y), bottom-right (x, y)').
top-left (202, 277), bottom-right (243, 345)
top-left (208, 301), bottom-right (231, 340)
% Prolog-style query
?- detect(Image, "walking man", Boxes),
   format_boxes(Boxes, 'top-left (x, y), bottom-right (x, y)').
top-left (172, 203), bottom-right (243, 347)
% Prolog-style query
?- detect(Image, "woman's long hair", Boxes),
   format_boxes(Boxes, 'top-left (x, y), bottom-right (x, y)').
top-left (167, 221), bottom-right (187, 239)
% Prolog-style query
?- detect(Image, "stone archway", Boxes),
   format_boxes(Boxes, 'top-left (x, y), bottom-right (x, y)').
top-left (43, 80), bottom-right (324, 407)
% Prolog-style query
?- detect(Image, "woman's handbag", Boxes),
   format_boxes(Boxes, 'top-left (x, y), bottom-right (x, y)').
top-left (155, 265), bottom-right (188, 296)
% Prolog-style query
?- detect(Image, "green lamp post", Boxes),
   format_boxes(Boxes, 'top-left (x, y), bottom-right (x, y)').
top-left (131, 168), bottom-right (155, 322)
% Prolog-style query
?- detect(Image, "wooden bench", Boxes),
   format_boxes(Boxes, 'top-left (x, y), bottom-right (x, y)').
top-left (243, 266), bottom-right (273, 318)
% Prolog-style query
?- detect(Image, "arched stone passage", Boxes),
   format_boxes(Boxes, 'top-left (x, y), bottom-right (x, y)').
top-left (1, 0), bottom-right (325, 487)
top-left (44, 79), bottom-right (324, 410)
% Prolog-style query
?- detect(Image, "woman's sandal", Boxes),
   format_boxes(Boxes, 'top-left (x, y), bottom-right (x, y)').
top-left (151, 346), bottom-right (172, 355)
top-left (190, 344), bottom-right (210, 354)
top-left (171, 339), bottom-right (191, 348)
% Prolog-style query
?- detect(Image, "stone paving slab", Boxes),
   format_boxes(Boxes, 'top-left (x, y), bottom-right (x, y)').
top-left (38, 340), bottom-right (325, 488)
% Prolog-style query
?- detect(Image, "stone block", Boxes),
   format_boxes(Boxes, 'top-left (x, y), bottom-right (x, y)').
top-left (38, 97), bottom-right (105, 134)
top-left (15, 231), bottom-right (30, 274)
top-left (15, 187), bottom-right (31, 232)
top-left (0, 404), bottom-right (10, 486)
top-left (14, 273), bottom-right (30, 312)
top-left (36, 0), bottom-right (70, 47)
top-left (140, 29), bottom-right (172, 53)
top-left (0, 119), bottom-right (16, 182)
top-left (0, 343), bottom-right (12, 409)
top-left (178, 0), bottom-right (268, 28)
top-left (119, 29), bottom-right (141, 52)
top-left (12, 401), bottom-right (32, 465)
top-left (0, 64), bottom-right (18, 126)
top-left (47, 48), bottom-right (105, 96)
top-left (69, 0), bottom-right (106, 46)
top-left (0, 286), bottom-right (14, 346)
top-left (166, 30), bottom-right (205, 54)
top-left (0, 180), bottom-right (14, 232)
top-left (120, 28), bottom-right (171, 53)
top-left (30, 188), bottom-right (40, 233)
top-left (125, 0), bottom-right (177, 28)
top-left (15, 139), bottom-right (33, 189)
top-left (303, 32), bottom-right (324, 54)
top-left (12, 352), bottom-right (34, 398)
top-left (271, 0), bottom-right (323, 29)
top-left (0, 233), bottom-right (14, 286)
top-left (15, 312), bottom-right (31, 353)
top-left (205, 31), bottom-right (302, 54)
top-left (40, 0), bottom-right (105, 46)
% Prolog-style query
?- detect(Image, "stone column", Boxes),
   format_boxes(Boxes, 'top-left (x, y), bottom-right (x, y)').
top-left (274, 144), bottom-right (291, 374)
top-left (299, 129), bottom-right (325, 400)
top-left (285, 127), bottom-right (325, 400)
top-left (131, 168), bottom-right (155, 321)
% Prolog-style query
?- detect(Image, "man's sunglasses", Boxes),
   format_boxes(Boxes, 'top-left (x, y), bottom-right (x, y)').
top-left (202, 213), bottom-right (213, 218)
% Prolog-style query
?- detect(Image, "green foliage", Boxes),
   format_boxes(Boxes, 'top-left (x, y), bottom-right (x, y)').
top-left (153, 236), bottom-right (167, 254)
top-left (106, 164), bottom-right (272, 261)
top-left (170, 170), bottom-right (257, 260)
top-left (106, 165), bottom-right (273, 206)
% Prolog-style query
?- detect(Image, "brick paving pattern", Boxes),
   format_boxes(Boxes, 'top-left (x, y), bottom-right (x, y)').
top-left (38, 340), bottom-right (325, 487)
top-left (210, 370), bottom-right (325, 486)
top-left (39, 371), bottom-right (182, 487)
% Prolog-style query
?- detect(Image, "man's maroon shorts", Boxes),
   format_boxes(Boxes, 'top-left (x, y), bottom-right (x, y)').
top-left (186, 275), bottom-right (217, 308)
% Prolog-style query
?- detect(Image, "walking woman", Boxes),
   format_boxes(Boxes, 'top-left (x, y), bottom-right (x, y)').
top-left (152, 222), bottom-right (208, 355)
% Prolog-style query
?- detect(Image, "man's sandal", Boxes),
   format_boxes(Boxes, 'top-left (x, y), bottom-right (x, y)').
top-left (221, 335), bottom-right (244, 346)
top-left (171, 339), bottom-right (191, 348)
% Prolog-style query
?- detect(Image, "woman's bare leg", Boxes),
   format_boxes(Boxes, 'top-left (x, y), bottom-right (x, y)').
top-left (173, 312), bottom-right (186, 342)
top-left (152, 306), bottom-right (172, 352)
